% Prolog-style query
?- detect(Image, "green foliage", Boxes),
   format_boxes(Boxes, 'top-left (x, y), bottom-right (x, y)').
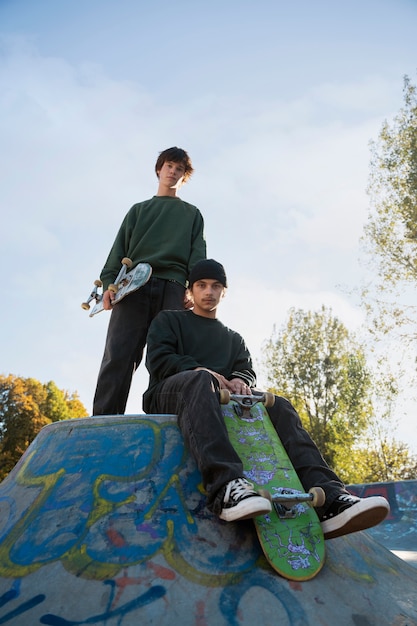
top-left (356, 74), bottom-right (417, 481)
top-left (333, 439), bottom-right (417, 484)
top-left (64, 391), bottom-right (91, 418)
top-left (362, 74), bottom-right (417, 340)
top-left (41, 380), bottom-right (72, 422)
top-left (262, 306), bottom-right (372, 471)
top-left (262, 306), bottom-right (417, 482)
top-left (0, 374), bottom-right (88, 480)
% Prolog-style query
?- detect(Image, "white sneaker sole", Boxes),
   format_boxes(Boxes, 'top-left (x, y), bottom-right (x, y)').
top-left (219, 496), bottom-right (272, 522)
top-left (321, 496), bottom-right (390, 539)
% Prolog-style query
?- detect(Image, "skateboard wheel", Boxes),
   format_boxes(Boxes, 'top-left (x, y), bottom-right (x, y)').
top-left (219, 389), bottom-right (230, 404)
top-left (263, 392), bottom-right (275, 408)
top-left (94, 279), bottom-right (103, 287)
top-left (108, 283), bottom-right (118, 293)
top-left (309, 487), bottom-right (325, 507)
top-left (121, 257), bottom-right (133, 268)
top-left (81, 302), bottom-right (90, 310)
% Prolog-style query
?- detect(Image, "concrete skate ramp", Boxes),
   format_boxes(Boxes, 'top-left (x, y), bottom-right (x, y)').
top-left (348, 479), bottom-right (417, 568)
top-left (0, 415), bottom-right (416, 626)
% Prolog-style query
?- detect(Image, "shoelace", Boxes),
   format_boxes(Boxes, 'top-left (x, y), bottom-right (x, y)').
top-left (337, 494), bottom-right (358, 504)
top-left (224, 478), bottom-right (254, 503)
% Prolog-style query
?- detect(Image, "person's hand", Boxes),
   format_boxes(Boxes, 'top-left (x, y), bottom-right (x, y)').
top-left (228, 378), bottom-right (252, 395)
top-left (194, 369), bottom-right (251, 395)
top-left (184, 292), bottom-right (194, 309)
top-left (194, 367), bottom-right (230, 389)
top-left (102, 289), bottom-right (115, 310)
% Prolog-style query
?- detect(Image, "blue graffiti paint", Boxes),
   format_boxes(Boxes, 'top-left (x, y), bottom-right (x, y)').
top-left (2, 418), bottom-right (261, 577)
top-left (0, 589), bottom-right (18, 609)
top-left (219, 570), bottom-right (308, 626)
top-left (9, 421), bottom-right (169, 565)
top-left (39, 585), bottom-right (166, 625)
top-left (0, 581), bottom-right (45, 625)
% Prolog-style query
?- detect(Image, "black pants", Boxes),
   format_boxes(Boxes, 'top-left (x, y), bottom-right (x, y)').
top-left (93, 277), bottom-right (185, 415)
top-left (150, 370), bottom-right (348, 515)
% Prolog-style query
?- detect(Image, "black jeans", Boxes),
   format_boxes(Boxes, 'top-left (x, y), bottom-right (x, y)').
top-left (93, 277), bottom-right (185, 416)
top-left (150, 370), bottom-right (347, 515)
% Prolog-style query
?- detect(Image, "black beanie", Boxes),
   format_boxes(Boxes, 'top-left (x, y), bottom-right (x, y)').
top-left (189, 259), bottom-right (228, 288)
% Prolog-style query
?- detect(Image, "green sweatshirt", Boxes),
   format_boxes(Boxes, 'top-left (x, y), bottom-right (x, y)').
top-left (143, 310), bottom-right (256, 412)
top-left (100, 196), bottom-right (206, 290)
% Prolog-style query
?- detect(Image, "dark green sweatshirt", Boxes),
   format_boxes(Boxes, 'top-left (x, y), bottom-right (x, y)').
top-left (100, 196), bottom-right (206, 290)
top-left (143, 310), bottom-right (256, 412)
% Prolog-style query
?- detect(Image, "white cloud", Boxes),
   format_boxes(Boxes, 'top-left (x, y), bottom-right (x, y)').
top-left (1, 34), bottom-right (416, 455)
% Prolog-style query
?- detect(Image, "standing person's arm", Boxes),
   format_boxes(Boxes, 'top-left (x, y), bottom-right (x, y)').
top-left (98, 210), bottom-right (134, 309)
top-left (99, 208), bottom-right (135, 291)
top-left (184, 209), bottom-right (206, 309)
top-left (187, 210), bottom-right (207, 272)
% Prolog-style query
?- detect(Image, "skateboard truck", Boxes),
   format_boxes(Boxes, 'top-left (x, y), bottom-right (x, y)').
top-left (219, 390), bottom-right (275, 418)
top-left (271, 488), bottom-right (326, 518)
top-left (81, 257), bottom-right (133, 311)
top-left (81, 280), bottom-right (103, 311)
top-left (107, 257), bottom-right (133, 295)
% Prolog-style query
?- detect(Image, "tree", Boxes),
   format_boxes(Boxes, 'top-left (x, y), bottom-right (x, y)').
top-left (261, 306), bottom-right (417, 483)
top-left (336, 364), bottom-right (417, 483)
top-left (361, 74), bottom-right (417, 341)
top-left (339, 438), bottom-right (417, 484)
top-left (359, 74), bottom-right (417, 479)
top-left (262, 306), bottom-right (372, 473)
top-left (0, 376), bottom-right (50, 473)
top-left (0, 374), bottom-right (88, 479)
top-left (41, 380), bottom-right (72, 422)
top-left (65, 390), bottom-right (91, 418)
top-left (356, 428), bottom-right (417, 483)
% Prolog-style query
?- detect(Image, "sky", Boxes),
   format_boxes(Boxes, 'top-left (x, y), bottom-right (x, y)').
top-left (1, 0), bottom-right (417, 452)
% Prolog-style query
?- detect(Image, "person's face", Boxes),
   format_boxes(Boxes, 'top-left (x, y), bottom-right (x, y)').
top-left (190, 279), bottom-right (225, 317)
top-left (157, 160), bottom-right (186, 189)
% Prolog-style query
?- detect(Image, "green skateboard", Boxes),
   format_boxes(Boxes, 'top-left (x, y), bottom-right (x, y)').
top-left (81, 258), bottom-right (152, 317)
top-left (220, 391), bottom-right (326, 581)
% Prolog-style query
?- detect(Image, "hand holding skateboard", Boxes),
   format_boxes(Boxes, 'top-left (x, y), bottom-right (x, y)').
top-left (81, 258), bottom-right (152, 317)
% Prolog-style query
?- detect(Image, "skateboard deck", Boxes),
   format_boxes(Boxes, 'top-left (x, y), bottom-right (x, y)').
top-left (81, 259), bottom-right (152, 317)
top-left (221, 392), bottom-right (326, 580)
